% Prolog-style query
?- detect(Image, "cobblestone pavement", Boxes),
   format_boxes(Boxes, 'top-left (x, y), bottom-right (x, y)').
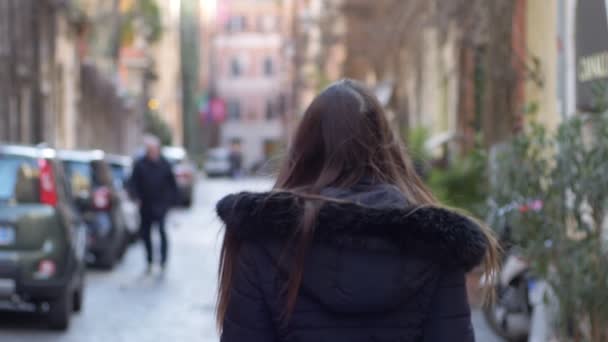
top-left (0, 178), bottom-right (502, 341)
top-left (472, 309), bottom-right (505, 342)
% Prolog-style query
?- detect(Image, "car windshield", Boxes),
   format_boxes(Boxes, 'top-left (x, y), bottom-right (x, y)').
top-left (0, 154), bottom-right (39, 203)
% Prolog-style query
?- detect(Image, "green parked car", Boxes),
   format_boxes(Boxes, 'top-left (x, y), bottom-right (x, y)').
top-left (0, 144), bottom-right (87, 330)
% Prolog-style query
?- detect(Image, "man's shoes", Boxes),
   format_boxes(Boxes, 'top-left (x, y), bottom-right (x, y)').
top-left (145, 264), bottom-right (153, 275)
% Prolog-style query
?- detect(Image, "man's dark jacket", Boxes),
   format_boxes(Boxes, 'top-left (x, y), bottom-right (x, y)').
top-left (216, 182), bottom-right (488, 342)
top-left (130, 156), bottom-right (177, 218)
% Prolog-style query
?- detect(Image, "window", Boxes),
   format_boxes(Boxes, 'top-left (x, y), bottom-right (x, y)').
top-left (0, 155), bottom-right (37, 202)
top-left (227, 15), bottom-right (247, 32)
top-left (109, 164), bottom-right (128, 189)
top-left (63, 161), bottom-right (94, 195)
top-left (263, 57), bottom-right (274, 76)
top-left (230, 54), bottom-right (248, 78)
top-left (230, 58), bottom-right (242, 77)
top-left (265, 100), bottom-right (276, 120)
top-left (227, 100), bottom-right (241, 121)
top-left (264, 139), bottom-right (281, 159)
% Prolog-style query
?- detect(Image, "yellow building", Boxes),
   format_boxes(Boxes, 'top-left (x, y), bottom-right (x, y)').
top-left (525, 0), bottom-right (562, 130)
top-left (150, 0), bottom-right (184, 145)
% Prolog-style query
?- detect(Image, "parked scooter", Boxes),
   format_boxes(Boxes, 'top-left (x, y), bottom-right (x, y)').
top-left (482, 200), bottom-right (555, 342)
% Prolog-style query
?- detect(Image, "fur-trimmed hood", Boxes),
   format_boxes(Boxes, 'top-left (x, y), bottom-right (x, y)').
top-left (216, 184), bottom-right (488, 272)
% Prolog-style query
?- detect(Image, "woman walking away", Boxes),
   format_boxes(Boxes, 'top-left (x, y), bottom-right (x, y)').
top-left (215, 79), bottom-right (500, 342)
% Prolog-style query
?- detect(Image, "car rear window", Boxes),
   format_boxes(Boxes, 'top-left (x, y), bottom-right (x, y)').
top-left (63, 161), bottom-right (95, 195)
top-left (109, 164), bottom-right (129, 189)
top-left (208, 150), bottom-right (229, 162)
top-left (0, 154), bottom-right (39, 203)
top-left (164, 157), bottom-right (181, 166)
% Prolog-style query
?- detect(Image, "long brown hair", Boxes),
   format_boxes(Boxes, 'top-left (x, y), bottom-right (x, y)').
top-left (217, 79), bottom-right (499, 329)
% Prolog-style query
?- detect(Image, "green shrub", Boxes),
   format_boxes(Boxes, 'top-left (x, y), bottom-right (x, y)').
top-left (427, 148), bottom-right (487, 215)
top-left (490, 114), bottom-right (608, 341)
top-left (144, 110), bottom-right (172, 146)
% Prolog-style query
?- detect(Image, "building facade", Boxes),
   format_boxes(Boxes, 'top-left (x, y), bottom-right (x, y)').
top-left (150, 0), bottom-right (183, 146)
top-left (211, 0), bottom-right (288, 169)
top-left (77, 0), bottom-right (142, 154)
top-left (0, 0), bottom-right (82, 148)
top-left (0, 0), bottom-right (149, 155)
top-left (291, 0), bottom-right (346, 115)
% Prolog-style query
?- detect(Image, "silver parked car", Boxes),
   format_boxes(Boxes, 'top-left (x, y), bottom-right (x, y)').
top-left (106, 154), bottom-right (139, 243)
top-left (204, 148), bottom-right (232, 178)
top-left (161, 146), bottom-right (195, 207)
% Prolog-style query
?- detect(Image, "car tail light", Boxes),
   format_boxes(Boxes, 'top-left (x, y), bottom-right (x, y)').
top-left (92, 186), bottom-right (112, 211)
top-left (38, 159), bottom-right (57, 207)
top-left (37, 259), bottom-right (56, 278)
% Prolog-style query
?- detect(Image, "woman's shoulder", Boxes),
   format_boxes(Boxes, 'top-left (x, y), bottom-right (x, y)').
top-left (217, 191), bottom-right (488, 272)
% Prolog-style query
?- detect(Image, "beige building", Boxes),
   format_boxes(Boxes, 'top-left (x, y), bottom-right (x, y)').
top-left (0, 0), bottom-right (82, 149)
top-left (78, 0), bottom-right (142, 154)
top-left (525, 0), bottom-right (561, 130)
top-left (292, 0), bottom-right (346, 116)
top-left (404, 26), bottom-right (461, 156)
top-left (53, 11), bottom-right (82, 150)
top-left (150, 0), bottom-right (183, 145)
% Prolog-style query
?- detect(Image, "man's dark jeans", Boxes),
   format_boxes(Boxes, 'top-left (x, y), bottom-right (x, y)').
top-left (140, 213), bottom-right (168, 266)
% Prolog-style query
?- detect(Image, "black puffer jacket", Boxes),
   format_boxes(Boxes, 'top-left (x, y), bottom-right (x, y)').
top-left (130, 156), bottom-right (177, 218)
top-left (216, 183), bottom-right (488, 342)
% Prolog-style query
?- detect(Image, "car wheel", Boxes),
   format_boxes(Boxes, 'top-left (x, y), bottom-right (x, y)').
top-left (98, 246), bottom-right (117, 270)
top-left (73, 288), bottom-right (83, 313)
top-left (73, 276), bottom-right (85, 313)
top-left (48, 287), bottom-right (72, 331)
top-left (129, 230), bottom-right (140, 244)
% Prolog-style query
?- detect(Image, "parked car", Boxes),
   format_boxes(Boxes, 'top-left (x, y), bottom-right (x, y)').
top-left (204, 147), bottom-right (232, 178)
top-left (0, 144), bottom-right (86, 330)
top-left (162, 146), bottom-right (195, 207)
top-left (58, 150), bottom-right (128, 269)
top-left (106, 154), bottom-right (139, 243)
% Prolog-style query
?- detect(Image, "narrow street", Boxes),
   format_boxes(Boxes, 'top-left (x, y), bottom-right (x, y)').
top-left (0, 178), bottom-right (501, 341)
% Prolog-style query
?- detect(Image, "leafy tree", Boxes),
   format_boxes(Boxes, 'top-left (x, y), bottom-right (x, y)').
top-left (405, 126), bottom-right (488, 215)
top-left (144, 110), bottom-right (172, 146)
top-left (120, 0), bottom-right (163, 46)
top-left (428, 148), bottom-right (487, 215)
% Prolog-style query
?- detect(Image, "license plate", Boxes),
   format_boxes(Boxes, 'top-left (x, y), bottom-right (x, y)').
top-left (0, 226), bottom-right (15, 246)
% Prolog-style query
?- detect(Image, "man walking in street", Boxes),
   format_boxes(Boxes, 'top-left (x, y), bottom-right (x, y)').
top-left (130, 135), bottom-right (178, 274)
